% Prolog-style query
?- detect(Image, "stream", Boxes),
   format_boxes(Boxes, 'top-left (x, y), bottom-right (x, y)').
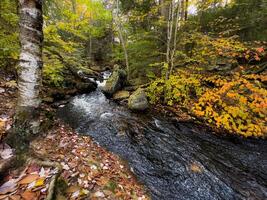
top-left (58, 73), bottom-right (267, 200)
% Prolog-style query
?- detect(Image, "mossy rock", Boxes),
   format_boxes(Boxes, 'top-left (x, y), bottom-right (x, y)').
top-left (113, 90), bottom-right (130, 100)
top-left (102, 65), bottom-right (127, 95)
top-left (128, 88), bottom-right (148, 111)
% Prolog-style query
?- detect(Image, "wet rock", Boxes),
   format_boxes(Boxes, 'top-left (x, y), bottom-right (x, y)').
top-left (128, 88), bottom-right (148, 111)
top-left (43, 97), bottom-right (54, 103)
top-left (75, 81), bottom-right (97, 93)
top-left (113, 91), bottom-right (130, 100)
top-left (52, 100), bottom-right (69, 108)
top-left (102, 65), bottom-right (127, 95)
top-left (90, 65), bottom-right (102, 72)
top-left (208, 57), bottom-right (238, 72)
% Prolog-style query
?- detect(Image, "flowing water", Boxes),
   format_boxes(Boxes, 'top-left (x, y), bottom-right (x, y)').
top-left (58, 74), bottom-right (267, 200)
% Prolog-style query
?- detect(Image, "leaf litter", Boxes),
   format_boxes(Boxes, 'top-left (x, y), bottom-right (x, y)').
top-left (0, 77), bottom-right (149, 199)
top-left (0, 163), bottom-right (58, 200)
top-left (30, 121), bottom-right (150, 199)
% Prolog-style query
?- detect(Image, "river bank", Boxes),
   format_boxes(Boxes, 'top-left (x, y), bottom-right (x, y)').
top-left (58, 90), bottom-right (267, 200)
top-left (0, 75), bottom-right (150, 200)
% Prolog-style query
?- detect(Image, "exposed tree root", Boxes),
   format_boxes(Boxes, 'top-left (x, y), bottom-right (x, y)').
top-left (26, 157), bottom-right (62, 200)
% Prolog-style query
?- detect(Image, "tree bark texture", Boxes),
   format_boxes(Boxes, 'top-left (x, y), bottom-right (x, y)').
top-left (7, 0), bottom-right (44, 150)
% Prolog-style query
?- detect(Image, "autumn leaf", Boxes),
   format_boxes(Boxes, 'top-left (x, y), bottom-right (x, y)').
top-left (9, 195), bottom-right (21, 200)
top-left (34, 178), bottom-right (45, 187)
top-left (0, 179), bottom-right (17, 195)
top-left (0, 146), bottom-right (13, 159)
top-left (21, 191), bottom-right (36, 200)
top-left (5, 80), bottom-right (17, 88)
top-left (19, 174), bottom-right (39, 185)
top-left (0, 120), bottom-right (5, 130)
top-left (254, 54), bottom-right (260, 61)
top-left (256, 47), bottom-right (264, 53)
top-left (66, 185), bottom-right (81, 193)
top-left (190, 163), bottom-right (203, 173)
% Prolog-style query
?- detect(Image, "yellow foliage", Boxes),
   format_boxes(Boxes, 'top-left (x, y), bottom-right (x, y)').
top-left (194, 74), bottom-right (267, 137)
top-left (147, 69), bottom-right (267, 137)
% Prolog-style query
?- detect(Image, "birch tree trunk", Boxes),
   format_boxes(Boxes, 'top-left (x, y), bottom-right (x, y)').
top-left (7, 0), bottom-right (43, 149)
top-left (164, 0), bottom-right (180, 104)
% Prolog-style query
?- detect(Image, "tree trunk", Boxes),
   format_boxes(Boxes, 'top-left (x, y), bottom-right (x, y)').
top-left (164, 0), bottom-right (180, 104)
top-left (185, 0), bottom-right (188, 20)
top-left (71, 0), bottom-right (76, 14)
top-left (160, 0), bottom-right (170, 20)
top-left (7, 0), bottom-right (43, 150)
top-left (114, 0), bottom-right (130, 81)
top-left (181, 0), bottom-right (185, 21)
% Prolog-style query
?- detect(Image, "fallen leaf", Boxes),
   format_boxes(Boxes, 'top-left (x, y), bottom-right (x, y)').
top-left (26, 164), bottom-right (40, 174)
top-left (71, 190), bottom-right (80, 198)
top-left (80, 189), bottom-right (89, 195)
top-left (0, 194), bottom-right (9, 199)
top-left (0, 88), bottom-right (5, 94)
top-left (0, 121), bottom-right (5, 131)
top-left (27, 181), bottom-right (36, 190)
top-left (190, 163), bottom-right (202, 173)
top-left (19, 174), bottom-right (39, 185)
top-left (0, 179), bottom-right (17, 195)
top-left (66, 185), bottom-right (80, 193)
top-left (21, 191), bottom-right (36, 200)
top-left (60, 162), bottom-right (70, 170)
top-left (5, 80), bottom-right (17, 88)
top-left (93, 191), bottom-right (105, 198)
top-left (9, 195), bottom-right (21, 200)
top-left (0, 148), bottom-right (13, 159)
top-left (34, 178), bottom-right (45, 187)
top-left (39, 167), bottom-right (45, 177)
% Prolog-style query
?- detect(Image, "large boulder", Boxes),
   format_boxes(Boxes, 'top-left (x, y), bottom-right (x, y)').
top-left (102, 65), bottom-right (127, 95)
top-left (128, 88), bottom-right (148, 111)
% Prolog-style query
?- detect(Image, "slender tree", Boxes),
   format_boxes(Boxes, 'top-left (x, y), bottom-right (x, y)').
top-left (164, 0), bottom-right (180, 103)
top-left (181, 0), bottom-right (185, 21)
top-left (165, 0), bottom-right (180, 80)
top-left (7, 0), bottom-right (43, 149)
top-left (114, 0), bottom-right (130, 81)
top-left (185, 0), bottom-right (189, 20)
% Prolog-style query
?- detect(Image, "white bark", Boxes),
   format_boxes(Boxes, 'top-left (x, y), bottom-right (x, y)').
top-left (17, 0), bottom-right (43, 109)
top-left (165, 0), bottom-right (180, 80)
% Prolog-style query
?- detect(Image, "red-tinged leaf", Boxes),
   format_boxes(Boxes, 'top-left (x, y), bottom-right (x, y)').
top-left (19, 174), bottom-right (39, 185)
top-left (256, 47), bottom-right (264, 53)
top-left (26, 164), bottom-right (40, 174)
top-left (254, 55), bottom-right (260, 61)
top-left (21, 191), bottom-right (36, 200)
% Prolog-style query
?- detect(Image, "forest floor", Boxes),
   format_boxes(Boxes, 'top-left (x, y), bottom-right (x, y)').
top-left (0, 73), bottom-right (149, 200)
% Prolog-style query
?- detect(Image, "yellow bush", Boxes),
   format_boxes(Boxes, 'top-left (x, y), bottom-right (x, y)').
top-left (194, 75), bottom-right (267, 137)
top-left (147, 70), bottom-right (267, 137)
